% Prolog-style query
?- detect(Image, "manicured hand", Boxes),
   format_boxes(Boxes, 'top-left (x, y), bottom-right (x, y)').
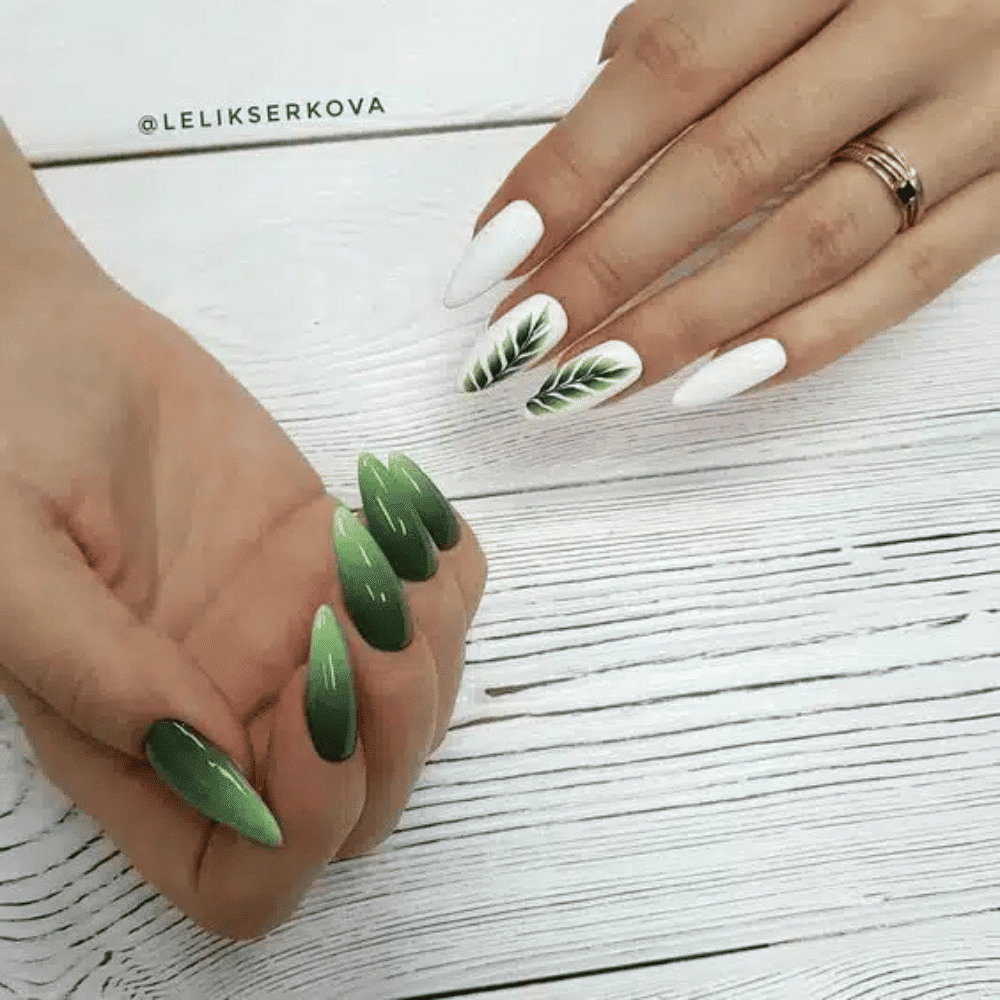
top-left (0, 122), bottom-right (487, 938)
top-left (447, 0), bottom-right (1000, 416)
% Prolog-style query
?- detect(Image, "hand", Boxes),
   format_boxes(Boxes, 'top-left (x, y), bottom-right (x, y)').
top-left (0, 122), bottom-right (487, 938)
top-left (446, 0), bottom-right (1000, 416)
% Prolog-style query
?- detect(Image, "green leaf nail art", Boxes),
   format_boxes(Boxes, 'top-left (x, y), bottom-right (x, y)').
top-left (463, 304), bottom-right (555, 392)
top-left (145, 720), bottom-right (282, 848)
top-left (305, 606), bottom-right (357, 763)
top-left (525, 343), bottom-right (641, 418)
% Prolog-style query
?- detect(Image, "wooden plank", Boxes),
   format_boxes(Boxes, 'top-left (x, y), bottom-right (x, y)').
top-left (34, 124), bottom-right (1000, 506)
top-left (2, 0), bottom-right (621, 162)
top-left (0, 451), bottom-right (998, 996)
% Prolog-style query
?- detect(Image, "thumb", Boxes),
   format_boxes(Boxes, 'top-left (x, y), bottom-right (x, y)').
top-left (0, 499), bottom-right (281, 848)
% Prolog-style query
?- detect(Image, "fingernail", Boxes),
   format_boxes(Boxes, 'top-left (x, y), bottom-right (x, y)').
top-left (386, 452), bottom-right (460, 550)
top-left (333, 505), bottom-right (411, 652)
top-left (305, 606), bottom-right (357, 763)
top-left (444, 201), bottom-right (544, 308)
top-left (459, 294), bottom-right (567, 393)
top-left (145, 721), bottom-right (282, 848)
top-left (525, 341), bottom-right (642, 419)
top-left (358, 453), bottom-right (437, 581)
top-left (672, 339), bottom-right (787, 409)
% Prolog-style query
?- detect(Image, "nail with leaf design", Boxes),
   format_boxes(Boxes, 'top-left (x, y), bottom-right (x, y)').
top-left (459, 294), bottom-right (567, 394)
top-left (524, 341), bottom-right (642, 419)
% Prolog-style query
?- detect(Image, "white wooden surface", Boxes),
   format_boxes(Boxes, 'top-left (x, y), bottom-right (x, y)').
top-left (2, 5), bottom-right (1000, 999)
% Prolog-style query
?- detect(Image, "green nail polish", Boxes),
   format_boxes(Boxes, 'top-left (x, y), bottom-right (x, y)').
top-left (145, 721), bottom-right (282, 848)
top-left (358, 453), bottom-right (437, 582)
top-left (306, 606), bottom-right (357, 762)
top-left (333, 505), bottom-right (411, 652)
top-left (386, 453), bottom-right (460, 550)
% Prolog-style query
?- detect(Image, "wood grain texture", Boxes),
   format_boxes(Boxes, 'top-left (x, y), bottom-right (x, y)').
top-left (0, 101), bottom-right (997, 999)
top-left (2, 0), bottom-right (620, 163)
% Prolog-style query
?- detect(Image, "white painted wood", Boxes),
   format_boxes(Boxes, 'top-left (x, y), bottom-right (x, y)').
top-left (1, 0), bottom-right (621, 162)
top-left (0, 112), bottom-right (997, 998)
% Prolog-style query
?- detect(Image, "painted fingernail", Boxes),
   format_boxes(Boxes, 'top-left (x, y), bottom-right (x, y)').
top-left (305, 606), bottom-right (357, 763)
top-left (333, 505), bottom-right (411, 652)
top-left (459, 294), bottom-right (567, 393)
top-left (444, 200), bottom-right (544, 308)
top-left (358, 453), bottom-right (437, 581)
top-left (672, 338), bottom-right (787, 410)
top-left (386, 452), bottom-right (460, 550)
top-left (525, 341), bottom-right (642, 419)
top-left (145, 721), bottom-right (282, 848)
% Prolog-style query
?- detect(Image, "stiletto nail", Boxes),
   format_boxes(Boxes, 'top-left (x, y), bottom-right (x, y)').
top-left (305, 606), bottom-right (357, 763)
top-left (459, 294), bottom-right (567, 393)
top-left (386, 453), bottom-right (460, 550)
top-left (444, 201), bottom-right (544, 308)
top-left (145, 720), bottom-right (282, 848)
top-left (525, 341), bottom-right (642, 418)
top-left (333, 505), bottom-right (411, 652)
top-left (358, 453), bottom-right (437, 581)
top-left (672, 339), bottom-right (787, 409)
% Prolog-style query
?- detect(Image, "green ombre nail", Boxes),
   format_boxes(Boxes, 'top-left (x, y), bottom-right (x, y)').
top-left (306, 605), bottom-right (357, 762)
top-left (145, 721), bottom-right (282, 848)
top-left (333, 504), bottom-right (411, 652)
top-left (386, 453), bottom-right (460, 550)
top-left (358, 453), bottom-right (437, 581)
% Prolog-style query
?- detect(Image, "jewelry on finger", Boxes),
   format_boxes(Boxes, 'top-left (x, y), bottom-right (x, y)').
top-left (831, 137), bottom-right (925, 233)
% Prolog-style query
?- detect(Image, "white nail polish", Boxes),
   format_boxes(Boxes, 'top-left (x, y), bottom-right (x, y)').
top-left (525, 341), bottom-right (642, 419)
top-left (459, 294), bottom-right (567, 393)
top-left (672, 339), bottom-right (787, 410)
top-left (444, 201), bottom-right (545, 308)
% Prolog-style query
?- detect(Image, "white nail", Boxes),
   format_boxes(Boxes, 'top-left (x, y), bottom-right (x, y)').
top-left (444, 201), bottom-right (545, 308)
top-left (672, 339), bottom-right (787, 410)
top-left (459, 294), bottom-right (567, 393)
top-left (525, 341), bottom-right (642, 419)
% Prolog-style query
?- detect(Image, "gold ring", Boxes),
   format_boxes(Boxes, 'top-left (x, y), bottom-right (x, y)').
top-left (831, 136), bottom-right (925, 233)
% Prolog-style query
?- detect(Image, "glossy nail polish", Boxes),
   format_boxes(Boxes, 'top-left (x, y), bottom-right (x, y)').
top-left (525, 341), bottom-right (642, 418)
top-left (358, 453), bottom-right (437, 581)
top-left (386, 452), bottom-right (460, 550)
top-left (333, 505), bottom-right (411, 652)
top-left (444, 201), bottom-right (545, 308)
top-left (145, 720), bottom-right (282, 848)
top-left (459, 294), bottom-right (568, 393)
top-left (305, 606), bottom-right (357, 763)
top-left (672, 339), bottom-right (787, 409)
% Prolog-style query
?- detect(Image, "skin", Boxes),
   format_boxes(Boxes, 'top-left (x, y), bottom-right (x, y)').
top-left (479, 0), bottom-right (1000, 398)
top-left (0, 121), bottom-right (487, 938)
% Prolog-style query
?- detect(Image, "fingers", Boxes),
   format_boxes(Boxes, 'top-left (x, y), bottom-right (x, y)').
top-left (450, 0), bottom-right (842, 306)
top-left (0, 484), bottom-right (251, 770)
top-left (559, 89), bottom-right (1000, 399)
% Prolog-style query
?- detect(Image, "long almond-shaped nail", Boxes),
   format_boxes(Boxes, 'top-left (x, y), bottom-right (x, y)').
top-left (525, 341), bottom-right (642, 419)
top-left (459, 294), bottom-right (567, 393)
top-left (358, 453), bottom-right (437, 581)
top-left (672, 339), bottom-right (787, 409)
top-left (444, 201), bottom-right (544, 308)
top-left (333, 505), bottom-right (411, 652)
top-left (145, 721), bottom-right (282, 848)
top-left (305, 606), bottom-right (357, 763)
top-left (386, 452), bottom-right (460, 550)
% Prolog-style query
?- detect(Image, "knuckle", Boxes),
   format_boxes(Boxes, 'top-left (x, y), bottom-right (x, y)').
top-left (787, 201), bottom-right (863, 284)
top-left (630, 15), bottom-right (702, 86)
top-left (580, 242), bottom-right (631, 306)
top-left (696, 118), bottom-right (774, 211)
top-left (906, 246), bottom-right (947, 300)
top-left (541, 128), bottom-right (592, 214)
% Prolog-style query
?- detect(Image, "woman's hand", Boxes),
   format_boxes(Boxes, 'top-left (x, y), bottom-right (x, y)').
top-left (0, 122), bottom-right (487, 938)
top-left (447, 0), bottom-right (1000, 416)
